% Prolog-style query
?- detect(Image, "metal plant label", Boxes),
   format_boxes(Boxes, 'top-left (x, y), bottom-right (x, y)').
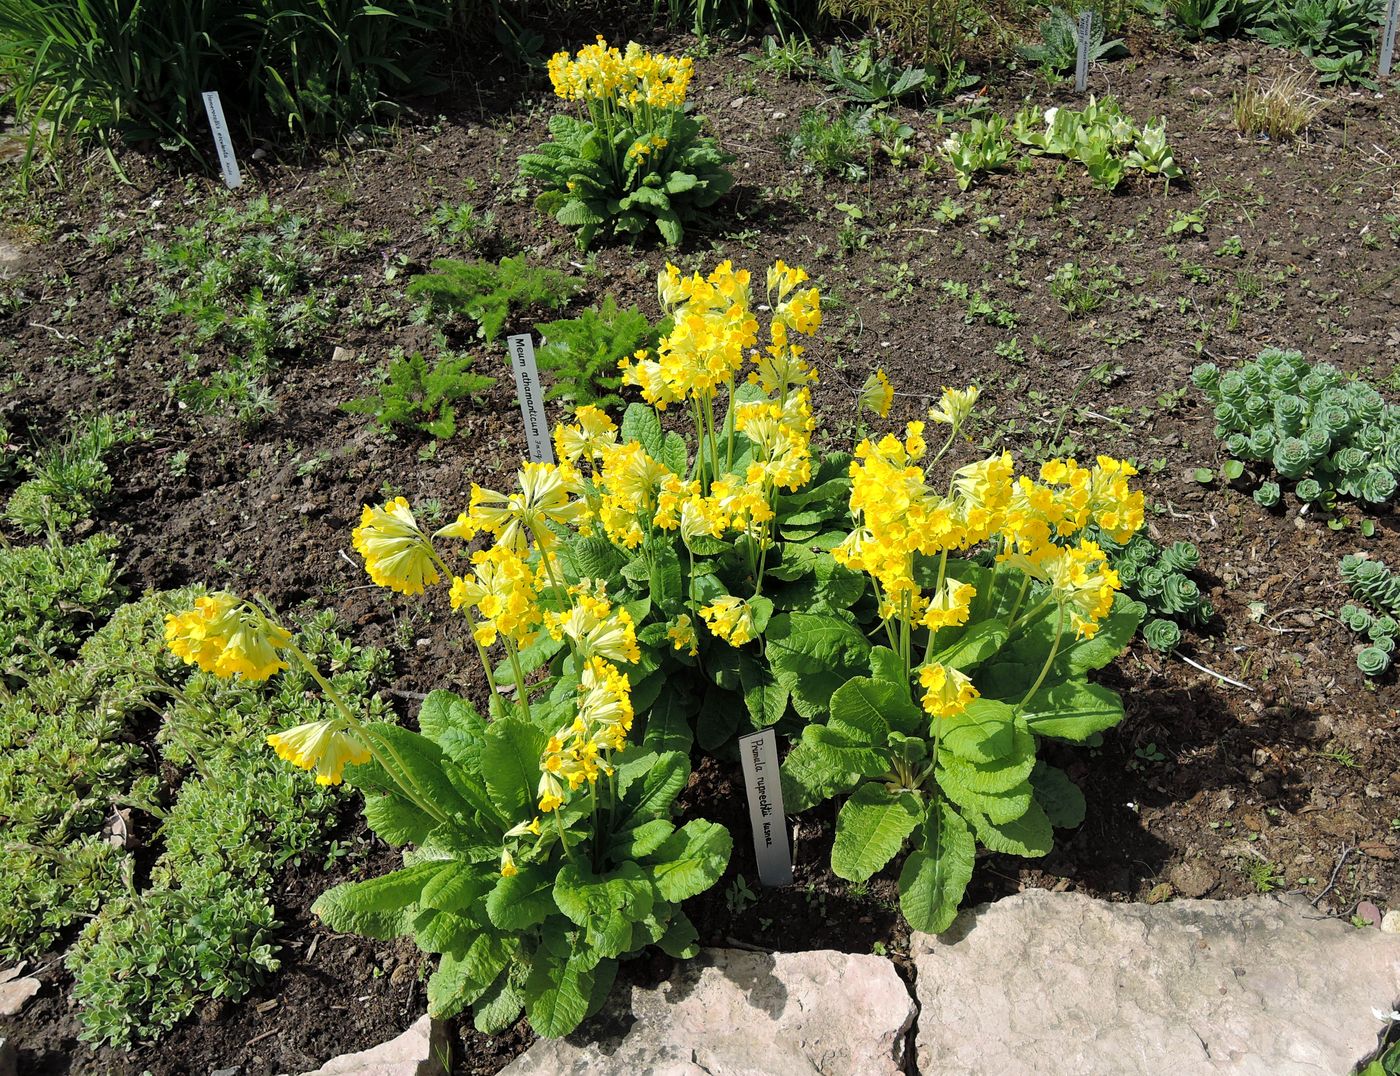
top-left (1075, 11), bottom-right (1093, 92)
top-left (507, 333), bottom-right (554, 464)
top-left (201, 91), bottom-right (242, 189)
top-left (739, 728), bottom-right (793, 887)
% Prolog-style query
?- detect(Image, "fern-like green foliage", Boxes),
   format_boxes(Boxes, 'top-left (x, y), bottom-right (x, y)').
top-left (1193, 347), bottom-right (1400, 511)
top-left (534, 297), bottom-right (659, 409)
top-left (407, 256), bottom-right (577, 342)
top-left (1340, 554), bottom-right (1400, 677)
top-left (1094, 530), bottom-right (1213, 651)
top-left (519, 111), bottom-right (735, 249)
top-left (341, 350), bottom-right (497, 439)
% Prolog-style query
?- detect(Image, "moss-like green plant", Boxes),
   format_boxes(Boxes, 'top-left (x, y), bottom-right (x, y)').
top-left (1194, 348), bottom-right (1400, 511)
top-left (341, 349), bottom-right (497, 439)
top-left (534, 297), bottom-right (660, 410)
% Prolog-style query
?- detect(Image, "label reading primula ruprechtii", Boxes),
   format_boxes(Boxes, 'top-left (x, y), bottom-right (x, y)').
top-left (1074, 11), bottom-right (1093, 92)
top-left (201, 91), bottom-right (242, 189)
top-left (738, 728), bottom-right (792, 887)
top-left (506, 333), bottom-right (553, 464)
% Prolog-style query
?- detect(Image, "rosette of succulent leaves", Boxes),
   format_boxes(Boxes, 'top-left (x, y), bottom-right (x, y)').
top-left (1339, 554), bottom-right (1400, 677)
top-left (1090, 529), bottom-right (1213, 653)
top-left (1193, 348), bottom-right (1400, 513)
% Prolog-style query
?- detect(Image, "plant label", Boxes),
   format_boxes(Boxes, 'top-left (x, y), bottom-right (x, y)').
top-left (1075, 11), bottom-right (1092, 92)
top-left (738, 728), bottom-right (792, 887)
top-left (1381, 0), bottom-right (1399, 77)
top-left (201, 91), bottom-right (242, 189)
top-left (506, 333), bottom-right (554, 464)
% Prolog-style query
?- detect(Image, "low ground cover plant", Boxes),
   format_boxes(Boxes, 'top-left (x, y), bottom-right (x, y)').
top-left (341, 347), bottom-right (497, 440)
top-left (4, 411), bottom-right (131, 534)
top-left (519, 37), bottom-right (735, 249)
top-left (1020, 7), bottom-right (1125, 72)
top-left (164, 256), bottom-right (1149, 1038)
top-left (1095, 531), bottom-right (1213, 652)
top-left (407, 256), bottom-right (577, 342)
top-left (534, 297), bottom-right (659, 409)
top-left (1339, 554), bottom-right (1400, 676)
top-left (1193, 347), bottom-right (1400, 512)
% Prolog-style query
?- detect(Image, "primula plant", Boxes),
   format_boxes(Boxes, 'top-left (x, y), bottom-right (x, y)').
top-left (1193, 347), bottom-right (1400, 512)
top-left (519, 37), bottom-right (735, 249)
top-left (1011, 97), bottom-right (1183, 192)
top-left (164, 254), bottom-right (1151, 1040)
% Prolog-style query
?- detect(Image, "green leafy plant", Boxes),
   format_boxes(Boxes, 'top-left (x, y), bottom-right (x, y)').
top-left (1339, 554), bottom-right (1400, 677)
top-left (790, 107), bottom-right (873, 180)
top-left (341, 349), bottom-right (497, 439)
top-left (313, 691), bottom-right (729, 1037)
top-left (1193, 347), bottom-right (1400, 512)
top-left (519, 38), bottom-right (734, 249)
top-left (1020, 7), bottom-right (1125, 72)
top-left (1012, 97), bottom-right (1183, 192)
top-left (408, 256), bottom-right (577, 342)
top-left (822, 0), bottom-right (978, 93)
top-left (534, 297), bottom-right (659, 409)
top-left (940, 115), bottom-right (1015, 190)
top-left (1165, 0), bottom-right (1267, 37)
top-left (1251, 0), bottom-right (1385, 86)
top-left (821, 39), bottom-right (930, 103)
top-left (744, 34), bottom-right (817, 78)
top-left (1048, 262), bottom-right (1119, 316)
top-left (1095, 532), bottom-right (1214, 652)
top-left (4, 411), bottom-right (130, 533)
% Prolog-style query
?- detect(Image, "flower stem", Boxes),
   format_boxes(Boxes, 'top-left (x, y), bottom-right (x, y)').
top-left (1018, 604), bottom-right (1066, 709)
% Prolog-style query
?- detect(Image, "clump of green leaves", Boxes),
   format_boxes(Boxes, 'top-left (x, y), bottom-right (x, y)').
top-left (5, 411), bottom-right (130, 534)
top-left (342, 348), bottom-right (497, 439)
top-left (0, 533), bottom-right (124, 685)
top-left (1252, 0), bottom-right (1385, 87)
top-left (1012, 97), bottom-right (1184, 191)
top-left (1095, 532), bottom-right (1213, 652)
top-left (312, 690), bottom-right (730, 1038)
top-left (940, 115), bottom-right (1015, 190)
top-left (790, 107), bottom-right (873, 180)
top-left (821, 39), bottom-right (931, 103)
top-left (69, 609), bottom-right (391, 1046)
top-left (1020, 7), bottom-right (1125, 72)
top-left (408, 256), bottom-right (577, 342)
top-left (744, 34), bottom-right (817, 78)
top-left (1339, 554), bottom-right (1400, 676)
top-left (1165, 0), bottom-right (1267, 38)
top-left (534, 297), bottom-right (659, 409)
top-left (1193, 347), bottom-right (1400, 512)
top-left (1048, 262), bottom-right (1120, 316)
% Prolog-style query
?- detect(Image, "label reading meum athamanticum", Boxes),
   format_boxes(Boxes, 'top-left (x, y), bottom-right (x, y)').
top-left (506, 333), bottom-right (554, 464)
top-left (201, 91), bottom-right (242, 189)
top-left (738, 728), bottom-right (793, 887)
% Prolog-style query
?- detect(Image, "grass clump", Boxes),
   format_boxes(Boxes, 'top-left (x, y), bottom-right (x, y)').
top-left (1232, 72), bottom-right (1324, 141)
top-left (790, 107), bottom-right (872, 181)
top-left (4, 411), bottom-right (130, 534)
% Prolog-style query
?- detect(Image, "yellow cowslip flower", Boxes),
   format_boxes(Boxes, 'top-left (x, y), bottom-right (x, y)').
top-left (918, 663), bottom-right (979, 720)
top-left (352, 497), bottom-right (440, 596)
top-left (441, 463), bottom-right (587, 554)
top-left (164, 593), bottom-right (292, 681)
top-left (1037, 456), bottom-right (1144, 544)
top-left (700, 595), bottom-right (758, 646)
top-left (448, 545), bottom-right (542, 649)
top-left (553, 405), bottom-right (618, 464)
top-left (766, 259), bottom-right (808, 304)
top-left (921, 578), bottom-right (976, 631)
top-left (544, 583), bottom-right (640, 664)
top-left (776, 284), bottom-right (822, 336)
top-left (928, 386), bottom-right (980, 430)
top-left (1042, 539), bottom-right (1121, 640)
top-left (576, 657), bottom-right (634, 749)
top-left (547, 37), bottom-right (692, 113)
top-left (500, 849), bottom-right (518, 878)
top-left (537, 770), bottom-right (565, 813)
top-left (267, 719), bottom-right (371, 785)
top-left (859, 368), bottom-right (895, 419)
top-left (667, 614), bottom-right (699, 656)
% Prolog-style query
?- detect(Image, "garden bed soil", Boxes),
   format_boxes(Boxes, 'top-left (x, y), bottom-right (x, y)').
top-left (2, 24), bottom-right (1399, 1076)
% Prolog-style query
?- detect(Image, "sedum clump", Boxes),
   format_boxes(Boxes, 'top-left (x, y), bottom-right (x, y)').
top-left (1193, 347), bottom-right (1400, 511)
top-left (519, 37), bottom-right (735, 249)
top-left (1340, 554), bottom-right (1400, 676)
top-left (1094, 532), bottom-right (1213, 652)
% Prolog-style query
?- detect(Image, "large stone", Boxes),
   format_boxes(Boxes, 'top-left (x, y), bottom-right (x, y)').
top-left (502, 948), bottom-right (915, 1075)
top-left (300, 1016), bottom-right (449, 1076)
top-left (913, 890), bottom-right (1400, 1075)
top-left (0, 977), bottom-right (39, 1017)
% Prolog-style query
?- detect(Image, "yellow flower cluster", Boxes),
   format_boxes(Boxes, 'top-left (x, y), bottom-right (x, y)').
top-left (859, 368), bottom-right (894, 419)
top-left (623, 261), bottom-right (758, 409)
top-left (538, 657), bottom-right (634, 812)
top-left (164, 592), bottom-right (291, 681)
top-left (699, 595), bottom-right (758, 646)
top-left (268, 719), bottom-right (371, 786)
top-left (449, 545), bottom-right (543, 650)
top-left (352, 498), bottom-right (440, 597)
top-left (919, 663), bottom-right (979, 720)
top-left (626, 134), bottom-right (669, 162)
top-left (544, 581), bottom-right (640, 664)
top-left (443, 462), bottom-right (588, 554)
top-left (547, 37), bottom-right (693, 111)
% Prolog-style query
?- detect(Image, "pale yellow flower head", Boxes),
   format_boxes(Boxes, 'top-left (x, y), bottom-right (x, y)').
top-left (164, 593), bottom-right (292, 681)
top-left (859, 368), bottom-right (895, 419)
top-left (267, 719), bottom-right (371, 785)
top-left (928, 386), bottom-right (980, 430)
top-left (918, 663), bottom-right (979, 720)
top-left (352, 497), bottom-right (440, 596)
top-left (700, 594), bottom-right (758, 646)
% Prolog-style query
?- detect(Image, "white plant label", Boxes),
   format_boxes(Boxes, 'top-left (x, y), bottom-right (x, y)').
top-left (1075, 11), bottom-right (1092, 92)
top-left (507, 333), bottom-right (553, 464)
top-left (201, 91), bottom-right (242, 189)
top-left (1381, 0), bottom-right (1399, 77)
top-left (738, 728), bottom-right (792, 887)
